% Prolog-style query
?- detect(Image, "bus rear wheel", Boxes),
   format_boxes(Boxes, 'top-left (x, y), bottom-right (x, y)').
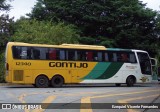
top-left (51, 75), bottom-right (64, 87)
top-left (126, 76), bottom-right (135, 87)
top-left (35, 75), bottom-right (49, 88)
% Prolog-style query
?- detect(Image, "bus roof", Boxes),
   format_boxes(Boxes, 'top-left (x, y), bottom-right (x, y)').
top-left (7, 42), bottom-right (147, 52)
top-left (7, 42), bottom-right (106, 50)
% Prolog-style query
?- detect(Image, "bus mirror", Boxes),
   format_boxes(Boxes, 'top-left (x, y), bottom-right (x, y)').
top-left (150, 58), bottom-right (157, 66)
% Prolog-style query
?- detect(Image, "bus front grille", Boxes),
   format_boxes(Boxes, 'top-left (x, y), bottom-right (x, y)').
top-left (14, 70), bottom-right (23, 81)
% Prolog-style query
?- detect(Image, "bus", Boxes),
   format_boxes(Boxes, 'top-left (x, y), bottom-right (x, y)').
top-left (5, 42), bottom-right (155, 87)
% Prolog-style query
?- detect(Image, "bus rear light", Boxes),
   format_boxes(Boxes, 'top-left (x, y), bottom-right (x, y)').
top-left (6, 63), bottom-right (9, 70)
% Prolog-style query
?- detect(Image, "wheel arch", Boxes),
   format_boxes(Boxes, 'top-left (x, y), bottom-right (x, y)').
top-left (34, 74), bottom-right (50, 88)
top-left (126, 75), bottom-right (137, 85)
top-left (126, 75), bottom-right (136, 83)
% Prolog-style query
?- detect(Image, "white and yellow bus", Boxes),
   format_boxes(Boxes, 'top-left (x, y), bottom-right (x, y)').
top-left (5, 42), bottom-right (155, 87)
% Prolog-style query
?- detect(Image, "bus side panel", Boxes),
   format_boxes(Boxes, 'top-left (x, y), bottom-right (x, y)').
top-left (121, 63), bottom-right (139, 83)
top-left (32, 69), bottom-right (72, 84)
top-left (80, 62), bottom-right (124, 83)
top-left (24, 70), bottom-right (33, 84)
top-left (10, 60), bottom-right (74, 84)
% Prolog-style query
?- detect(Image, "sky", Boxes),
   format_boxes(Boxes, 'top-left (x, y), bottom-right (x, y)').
top-left (3, 0), bottom-right (160, 21)
top-left (142, 0), bottom-right (160, 10)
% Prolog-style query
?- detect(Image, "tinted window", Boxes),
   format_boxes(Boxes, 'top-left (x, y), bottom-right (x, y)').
top-left (129, 53), bottom-right (137, 63)
top-left (12, 46), bottom-right (137, 63)
top-left (117, 52), bottom-right (137, 63)
top-left (12, 46), bottom-right (49, 60)
top-left (77, 50), bottom-right (86, 61)
top-left (102, 51), bottom-right (136, 63)
top-left (48, 48), bottom-right (60, 60)
top-left (59, 50), bottom-right (65, 60)
top-left (97, 52), bottom-right (102, 61)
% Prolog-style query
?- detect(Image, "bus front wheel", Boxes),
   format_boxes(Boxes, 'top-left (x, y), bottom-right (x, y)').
top-left (126, 76), bottom-right (135, 87)
top-left (35, 75), bottom-right (49, 88)
top-left (51, 75), bottom-right (64, 87)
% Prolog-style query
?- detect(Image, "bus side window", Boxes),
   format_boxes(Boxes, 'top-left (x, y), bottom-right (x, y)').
top-left (108, 52), bottom-right (117, 62)
top-left (77, 50), bottom-right (86, 61)
top-left (67, 50), bottom-right (75, 60)
top-left (86, 51), bottom-right (93, 61)
top-left (93, 52), bottom-right (98, 61)
top-left (33, 49), bottom-right (40, 59)
top-left (27, 47), bottom-right (33, 59)
top-left (120, 53), bottom-right (129, 62)
top-left (39, 48), bottom-right (48, 60)
top-left (20, 47), bottom-right (28, 59)
top-left (75, 51), bottom-right (78, 60)
top-left (113, 53), bottom-right (117, 62)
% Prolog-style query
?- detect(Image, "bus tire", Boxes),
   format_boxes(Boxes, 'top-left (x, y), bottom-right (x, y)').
top-left (35, 75), bottom-right (49, 88)
top-left (115, 83), bottom-right (121, 87)
top-left (126, 76), bottom-right (135, 87)
top-left (51, 75), bottom-right (64, 87)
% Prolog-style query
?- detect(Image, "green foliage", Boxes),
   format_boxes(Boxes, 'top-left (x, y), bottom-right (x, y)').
top-left (12, 19), bottom-right (80, 44)
top-left (29, 0), bottom-right (159, 57)
top-left (0, 0), bottom-right (14, 47)
top-left (0, 0), bottom-right (11, 11)
top-left (154, 12), bottom-right (160, 66)
top-left (78, 36), bottom-right (115, 47)
top-left (0, 15), bottom-right (14, 46)
top-left (0, 50), bottom-right (5, 82)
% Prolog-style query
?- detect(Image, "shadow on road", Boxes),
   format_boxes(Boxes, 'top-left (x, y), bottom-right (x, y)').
top-left (3, 83), bottom-right (159, 89)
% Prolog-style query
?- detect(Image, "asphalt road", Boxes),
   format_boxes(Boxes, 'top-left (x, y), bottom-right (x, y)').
top-left (0, 83), bottom-right (159, 112)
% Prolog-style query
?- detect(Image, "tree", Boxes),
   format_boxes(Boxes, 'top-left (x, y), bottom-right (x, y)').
top-left (0, 0), bottom-right (13, 47)
top-left (155, 12), bottom-right (160, 66)
top-left (12, 19), bottom-right (79, 44)
top-left (0, 0), bottom-right (13, 82)
top-left (0, 14), bottom-right (14, 46)
top-left (29, 0), bottom-right (159, 56)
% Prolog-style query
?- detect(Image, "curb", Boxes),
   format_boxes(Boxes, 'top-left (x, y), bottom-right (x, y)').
top-left (151, 80), bottom-right (159, 83)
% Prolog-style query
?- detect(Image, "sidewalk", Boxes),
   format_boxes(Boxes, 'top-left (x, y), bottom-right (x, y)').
top-left (0, 80), bottom-right (159, 86)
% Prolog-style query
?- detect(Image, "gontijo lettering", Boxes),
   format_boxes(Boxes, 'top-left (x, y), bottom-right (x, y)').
top-left (49, 62), bottom-right (88, 68)
top-left (5, 42), bottom-right (155, 88)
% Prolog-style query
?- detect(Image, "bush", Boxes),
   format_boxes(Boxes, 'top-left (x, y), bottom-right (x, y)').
top-left (12, 19), bottom-right (80, 44)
